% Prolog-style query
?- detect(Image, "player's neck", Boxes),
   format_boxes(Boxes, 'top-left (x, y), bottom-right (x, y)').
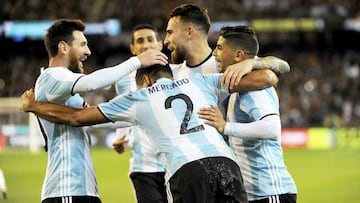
top-left (48, 56), bottom-right (69, 68)
top-left (186, 42), bottom-right (212, 66)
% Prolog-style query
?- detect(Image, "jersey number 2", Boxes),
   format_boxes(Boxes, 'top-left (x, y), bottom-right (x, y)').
top-left (165, 93), bottom-right (205, 134)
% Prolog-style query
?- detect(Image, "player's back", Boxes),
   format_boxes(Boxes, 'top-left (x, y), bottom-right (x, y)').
top-left (126, 75), bottom-right (236, 181)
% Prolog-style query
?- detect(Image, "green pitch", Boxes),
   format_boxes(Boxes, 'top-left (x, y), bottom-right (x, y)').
top-left (1, 148), bottom-right (359, 203)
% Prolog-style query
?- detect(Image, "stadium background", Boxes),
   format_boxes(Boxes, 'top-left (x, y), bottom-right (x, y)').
top-left (0, 0), bottom-right (359, 202)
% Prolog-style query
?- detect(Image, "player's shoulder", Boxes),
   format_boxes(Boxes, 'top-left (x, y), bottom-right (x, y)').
top-left (41, 67), bottom-right (82, 78)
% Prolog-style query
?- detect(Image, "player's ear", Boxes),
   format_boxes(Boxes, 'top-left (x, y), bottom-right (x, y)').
top-left (58, 41), bottom-right (68, 55)
top-left (143, 74), bottom-right (152, 87)
top-left (234, 49), bottom-right (245, 62)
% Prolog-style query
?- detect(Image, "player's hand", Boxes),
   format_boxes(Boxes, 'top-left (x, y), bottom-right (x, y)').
top-left (137, 49), bottom-right (168, 68)
top-left (221, 59), bottom-right (254, 89)
top-left (198, 106), bottom-right (226, 134)
top-left (112, 134), bottom-right (128, 154)
top-left (20, 88), bottom-right (35, 112)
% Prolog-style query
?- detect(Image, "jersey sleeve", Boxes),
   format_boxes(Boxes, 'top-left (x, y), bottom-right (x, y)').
top-left (73, 57), bottom-right (141, 94)
top-left (97, 92), bottom-right (137, 123)
top-left (196, 73), bottom-right (230, 101)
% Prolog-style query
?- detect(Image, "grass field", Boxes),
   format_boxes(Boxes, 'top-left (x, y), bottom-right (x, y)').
top-left (1, 148), bottom-right (360, 203)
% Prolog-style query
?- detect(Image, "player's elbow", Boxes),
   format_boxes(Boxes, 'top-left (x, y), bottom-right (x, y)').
top-left (264, 69), bottom-right (279, 87)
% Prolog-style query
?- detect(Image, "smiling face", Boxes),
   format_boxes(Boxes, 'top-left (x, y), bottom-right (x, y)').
top-left (213, 36), bottom-right (237, 73)
top-left (130, 28), bottom-right (163, 55)
top-left (67, 30), bottom-right (91, 73)
top-left (164, 16), bottom-right (189, 64)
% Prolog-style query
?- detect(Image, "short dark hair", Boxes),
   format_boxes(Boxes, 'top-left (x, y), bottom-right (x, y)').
top-left (131, 24), bottom-right (160, 45)
top-left (135, 64), bottom-right (173, 85)
top-left (170, 3), bottom-right (210, 35)
top-left (44, 19), bottom-right (86, 57)
top-left (219, 26), bottom-right (259, 58)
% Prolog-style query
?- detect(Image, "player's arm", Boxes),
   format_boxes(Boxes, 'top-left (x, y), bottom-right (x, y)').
top-left (21, 89), bottom-right (108, 127)
top-left (222, 56), bottom-right (289, 90)
top-left (198, 106), bottom-right (279, 140)
top-left (73, 49), bottom-right (168, 93)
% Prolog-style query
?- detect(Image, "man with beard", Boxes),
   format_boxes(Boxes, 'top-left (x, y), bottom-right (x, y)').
top-left (164, 3), bottom-right (289, 85)
top-left (34, 19), bottom-right (167, 203)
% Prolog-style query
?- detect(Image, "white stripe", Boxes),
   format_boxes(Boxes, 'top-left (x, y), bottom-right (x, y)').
top-left (165, 181), bottom-right (173, 203)
top-left (276, 195), bottom-right (280, 203)
top-left (66, 129), bottom-right (71, 195)
top-left (60, 126), bottom-right (64, 196)
top-left (269, 195), bottom-right (280, 203)
top-left (263, 144), bottom-right (283, 194)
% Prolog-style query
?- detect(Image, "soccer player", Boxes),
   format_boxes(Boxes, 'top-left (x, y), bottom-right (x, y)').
top-left (21, 63), bottom-right (251, 203)
top-left (34, 19), bottom-right (167, 203)
top-left (198, 26), bottom-right (298, 203)
top-left (164, 3), bottom-right (290, 83)
top-left (113, 24), bottom-right (167, 203)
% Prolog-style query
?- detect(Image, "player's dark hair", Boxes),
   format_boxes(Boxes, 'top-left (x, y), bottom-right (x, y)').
top-left (219, 25), bottom-right (259, 58)
top-left (131, 24), bottom-right (160, 45)
top-left (170, 3), bottom-right (210, 35)
top-left (44, 19), bottom-right (86, 57)
top-left (135, 63), bottom-right (173, 85)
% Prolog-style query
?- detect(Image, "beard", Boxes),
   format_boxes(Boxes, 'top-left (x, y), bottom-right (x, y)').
top-left (170, 47), bottom-right (186, 64)
top-left (68, 51), bottom-right (84, 73)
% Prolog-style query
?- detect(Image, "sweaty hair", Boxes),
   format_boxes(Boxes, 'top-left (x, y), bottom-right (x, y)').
top-left (170, 3), bottom-right (211, 35)
top-left (219, 26), bottom-right (259, 58)
top-left (135, 63), bottom-right (173, 85)
top-left (131, 24), bottom-right (160, 45)
top-left (44, 19), bottom-right (86, 57)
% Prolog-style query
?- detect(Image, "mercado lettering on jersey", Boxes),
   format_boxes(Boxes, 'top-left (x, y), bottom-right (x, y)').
top-left (147, 78), bottom-right (190, 94)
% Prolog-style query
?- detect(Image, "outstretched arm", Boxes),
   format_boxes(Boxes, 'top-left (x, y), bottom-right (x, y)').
top-left (73, 49), bottom-right (168, 93)
top-left (222, 56), bottom-right (289, 90)
top-left (21, 89), bottom-right (108, 127)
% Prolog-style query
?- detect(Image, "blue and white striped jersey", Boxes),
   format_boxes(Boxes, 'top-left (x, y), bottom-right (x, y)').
top-left (227, 87), bottom-right (297, 201)
top-left (99, 75), bottom-right (237, 182)
top-left (113, 56), bottom-right (220, 173)
top-left (35, 67), bottom-right (99, 200)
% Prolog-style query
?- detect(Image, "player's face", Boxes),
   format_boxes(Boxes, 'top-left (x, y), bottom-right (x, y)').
top-left (213, 36), bottom-right (236, 73)
top-left (164, 17), bottom-right (188, 64)
top-left (130, 28), bottom-right (163, 55)
top-left (68, 31), bottom-right (91, 73)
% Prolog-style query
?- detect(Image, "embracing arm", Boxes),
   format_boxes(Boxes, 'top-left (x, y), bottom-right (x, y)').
top-left (73, 49), bottom-right (168, 93)
top-left (21, 89), bottom-right (108, 126)
top-left (253, 56), bottom-right (290, 75)
top-left (222, 56), bottom-right (289, 91)
top-left (198, 106), bottom-right (280, 140)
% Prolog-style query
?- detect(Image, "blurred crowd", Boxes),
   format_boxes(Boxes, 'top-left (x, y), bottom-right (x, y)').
top-left (1, 0), bottom-right (360, 29)
top-left (0, 0), bottom-right (359, 127)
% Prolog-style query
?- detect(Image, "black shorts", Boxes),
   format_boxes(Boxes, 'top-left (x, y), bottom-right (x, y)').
top-left (130, 172), bottom-right (167, 203)
top-left (42, 196), bottom-right (101, 203)
top-left (249, 194), bottom-right (297, 203)
top-left (168, 157), bottom-right (248, 203)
